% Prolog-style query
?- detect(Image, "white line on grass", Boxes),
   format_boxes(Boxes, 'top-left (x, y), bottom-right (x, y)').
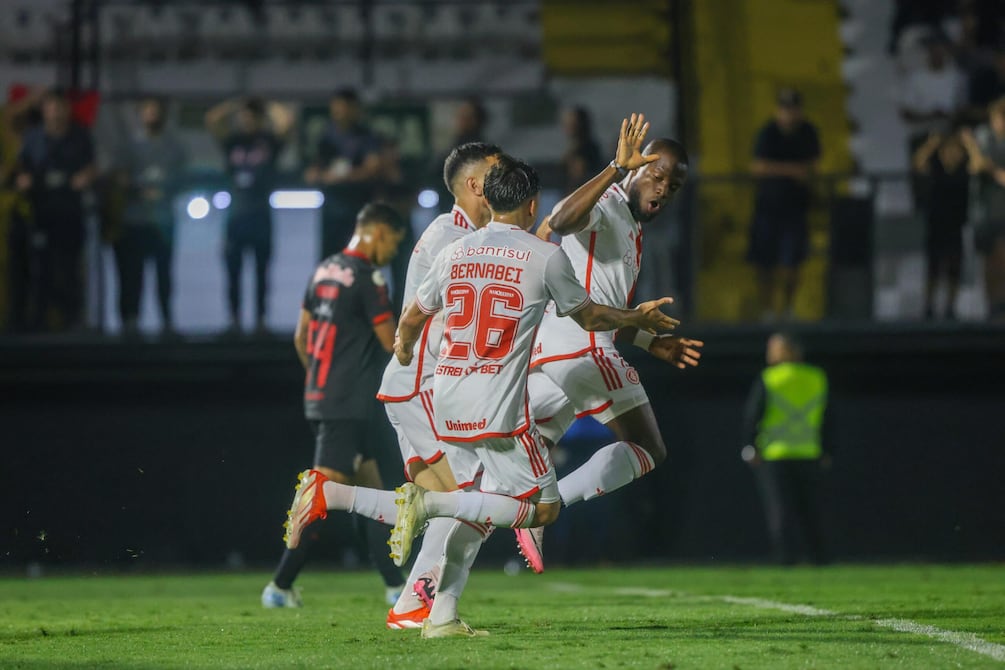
top-left (549, 582), bottom-right (1005, 663)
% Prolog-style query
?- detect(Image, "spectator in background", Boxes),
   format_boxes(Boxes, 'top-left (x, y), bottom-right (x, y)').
top-left (206, 96), bottom-right (294, 335)
top-left (963, 97), bottom-right (1005, 321)
top-left (911, 127), bottom-right (972, 319)
top-left (14, 89), bottom-right (96, 331)
top-left (561, 106), bottom-right (603, 195)
top-left (429, 97), bottom-right (488, 212)
top-left (306, 88), bottom-right (382, 259)
top-left (900, 33), bottom-right (966, 143)
top-left (115, 97), bottom-right (187, 337)
top-left (749, 88), bottom-right (820, 321)
top-left (742, 332), bottom-right (831, 566)
top-left (1, 86), bottom-right (44, 333)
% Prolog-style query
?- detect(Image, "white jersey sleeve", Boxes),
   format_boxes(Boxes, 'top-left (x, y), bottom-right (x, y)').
top-left (543, 248), bottom-right (590, 317)
top-left (413, 242), bottom-right (452, 314)
top-left (531, 183), bottom-right (646, 364)
top-left (378, 207), bottom-right (475, 403)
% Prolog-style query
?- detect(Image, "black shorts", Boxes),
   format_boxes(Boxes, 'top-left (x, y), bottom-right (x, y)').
top-left (308, 416), bottom-right (403, 484)
top-left (309, 419), bottom-right (372, 476)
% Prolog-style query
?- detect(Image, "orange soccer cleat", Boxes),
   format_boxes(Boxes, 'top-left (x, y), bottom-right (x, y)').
top-left (386, 604), bottom-right (431, 630)
top-left (283, 469), bottom-right (329, 549)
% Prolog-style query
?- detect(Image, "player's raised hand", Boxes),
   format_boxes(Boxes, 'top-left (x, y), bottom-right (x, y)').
top-left (648, 336), bottom-right (704, 369)
top-left (632, 297), bottom-right (679, 334)
top-left (615, 113), bottom-right (660, 172)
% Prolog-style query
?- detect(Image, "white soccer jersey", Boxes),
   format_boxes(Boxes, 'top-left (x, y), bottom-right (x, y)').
top-left (414, 221), bottom-right (590, 442)
top-left (531, 183), bottom-right (643, 364)
top-left (377, 206), bottom-right (475, 403)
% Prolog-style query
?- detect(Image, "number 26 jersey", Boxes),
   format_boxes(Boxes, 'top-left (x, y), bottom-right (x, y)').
top-left (414, 222), bottom-right (590, 442)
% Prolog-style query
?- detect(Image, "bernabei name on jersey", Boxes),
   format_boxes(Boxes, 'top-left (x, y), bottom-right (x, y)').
top-left (450, 261), bottom-right (524, 283)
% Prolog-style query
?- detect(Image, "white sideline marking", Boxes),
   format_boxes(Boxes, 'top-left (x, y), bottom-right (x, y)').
top-left (874, 618), bottom-right (1005, 663)
top-left (720, 595), bottom-right (837, 617)
top-left (549, 582), bottom-right (1005, 663)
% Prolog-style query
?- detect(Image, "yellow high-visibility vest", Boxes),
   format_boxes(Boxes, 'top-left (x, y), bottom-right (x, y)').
top-left (756, 362), bottom-right (828, 461)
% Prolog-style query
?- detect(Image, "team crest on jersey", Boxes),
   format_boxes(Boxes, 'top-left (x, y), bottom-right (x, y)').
top-left (372, 270), bottom-right (387, 286)
top-left (314, 262), bottom-right (355, 287)
top-left (626, 367), bottom-right (640, 384)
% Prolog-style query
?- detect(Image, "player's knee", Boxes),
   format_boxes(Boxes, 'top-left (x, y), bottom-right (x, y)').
top-left (532, 501), bottom-right (561, 527)
top-left (642, 438), bottom-right (667, 467)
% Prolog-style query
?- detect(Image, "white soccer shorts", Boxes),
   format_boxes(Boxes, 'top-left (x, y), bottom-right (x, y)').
top-left (528, 345), bottom-right (651, 444)
top-left (383, 392), bottom-right (482, 489)
top-left (446, 424), bottom-right (560, 503)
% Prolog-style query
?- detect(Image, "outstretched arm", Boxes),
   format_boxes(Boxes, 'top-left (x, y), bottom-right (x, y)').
top-left (570, 297), bottom-right (678, 334)
top-left (205, 98), bottom-right (241, 140)
top-left (548, 113), bottom-right (658, 236)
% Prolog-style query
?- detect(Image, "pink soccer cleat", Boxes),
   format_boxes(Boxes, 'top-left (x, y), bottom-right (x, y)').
top-left (514, 527), bottom-right (545, 574)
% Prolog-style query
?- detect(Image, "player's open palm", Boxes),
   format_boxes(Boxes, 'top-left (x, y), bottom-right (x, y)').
top-left (649, 336), bottom-right (705, 369)
top-left (616, 113), bottom-right (659, 172)
top-left (632, 297), bottom-right (679, 334)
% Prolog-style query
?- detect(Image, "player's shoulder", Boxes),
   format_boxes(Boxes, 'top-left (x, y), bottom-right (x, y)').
top-left (592, 183), bottom-right (633, 224)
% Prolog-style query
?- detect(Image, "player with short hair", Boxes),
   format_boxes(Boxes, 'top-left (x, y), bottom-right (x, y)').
top-left (280, 154), bottom-right (679, 636)
top-left (516, 113), bottom-right (702, 571)
top-left (261, 202), bottom-right (408, 609)
top-left (377, 141), bottom-right (502, 630)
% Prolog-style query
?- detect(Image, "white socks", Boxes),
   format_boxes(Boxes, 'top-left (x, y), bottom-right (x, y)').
top-left (428, 520), bottom-right (489, 625)
top-left (557, 441), bottom-right (655, 506)
top-left (424, 490), bottom-right (536, 529)
top-left (391, 517), bottom-right (454, 614)
top-left (322, 482), bottom-right (398, 526)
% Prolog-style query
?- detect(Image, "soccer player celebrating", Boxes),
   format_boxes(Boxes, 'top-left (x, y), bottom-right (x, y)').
top-left (517, 113), bottom-right (702, 571)
top-left (281, 155), bottom-right (679, 636)
top-left (262, 203), bottom-right (408, 608)
top-left (377, 141), bottom-right (502, 629)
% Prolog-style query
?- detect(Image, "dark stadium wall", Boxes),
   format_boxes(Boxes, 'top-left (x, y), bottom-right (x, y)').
top-left (2, 327), bottom-right (1003, 570)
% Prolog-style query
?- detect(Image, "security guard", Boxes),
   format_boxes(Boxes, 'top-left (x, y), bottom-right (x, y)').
top-left (742, 332), bottom-right (831, 564)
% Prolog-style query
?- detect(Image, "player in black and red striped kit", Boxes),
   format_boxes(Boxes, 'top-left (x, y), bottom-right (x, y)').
top-left (263, 202), bottom-right (409, 608)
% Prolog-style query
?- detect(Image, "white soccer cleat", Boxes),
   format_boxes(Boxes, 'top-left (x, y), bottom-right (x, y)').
top-left (421, 618), bottom-right (489, 638)
top-left (388, 483), bottom-right (428, 567)
top-left (261, 581), bottom-right (303, 608)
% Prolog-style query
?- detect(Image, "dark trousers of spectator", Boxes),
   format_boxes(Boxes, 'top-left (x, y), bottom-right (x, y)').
top-left (114, 224), bottom-right (173, 327)
top-left (6, 215), bottom-right (33, 332)
top-left (225, 209), bottom-right (273, 325)
top-left (754, 459), bottom-right (827, 565)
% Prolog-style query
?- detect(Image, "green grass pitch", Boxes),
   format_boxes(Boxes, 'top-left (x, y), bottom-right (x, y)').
top-left (1, 565), bottom-right (1003, 669)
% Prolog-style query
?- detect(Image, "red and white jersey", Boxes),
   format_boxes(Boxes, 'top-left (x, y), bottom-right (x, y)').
top-left (377, 206), bottom-right (475, 403)
top-left (531, 183), bottom-right (643, 365)
top-left (414, 221), bottom-right (590, 442)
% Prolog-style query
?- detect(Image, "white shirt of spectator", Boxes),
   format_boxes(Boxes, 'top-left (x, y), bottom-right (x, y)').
top-left (532, 182), bottom-right (643, 364)
top-left (900, 65), bottom-right (966, 132)
top-left (377, 205), bottom-right (475, 403)
top-left (414, 221), bottom-right (590, 441)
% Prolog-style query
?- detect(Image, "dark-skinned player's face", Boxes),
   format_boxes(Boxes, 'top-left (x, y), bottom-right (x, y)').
top-left (373, 225), bottom-right (406, 266)
top-left (626, 151), bottom-right (688, 223)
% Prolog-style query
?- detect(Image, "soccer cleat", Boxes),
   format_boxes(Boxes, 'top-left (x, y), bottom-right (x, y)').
top-left (514, 526), bottom-right (545, 574)
top-left (388, 483), bottom-right (428, 567)
top-left (412, 564), bottom-right (441, 609)
top-left (283, 469), bottom-right (329, 549)
top-left (421, 618), bottom-right (489, 638)
top-left (261, 581), bottom-right (303, 608)
top-left (386, 604), bottom-right (430, 630)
